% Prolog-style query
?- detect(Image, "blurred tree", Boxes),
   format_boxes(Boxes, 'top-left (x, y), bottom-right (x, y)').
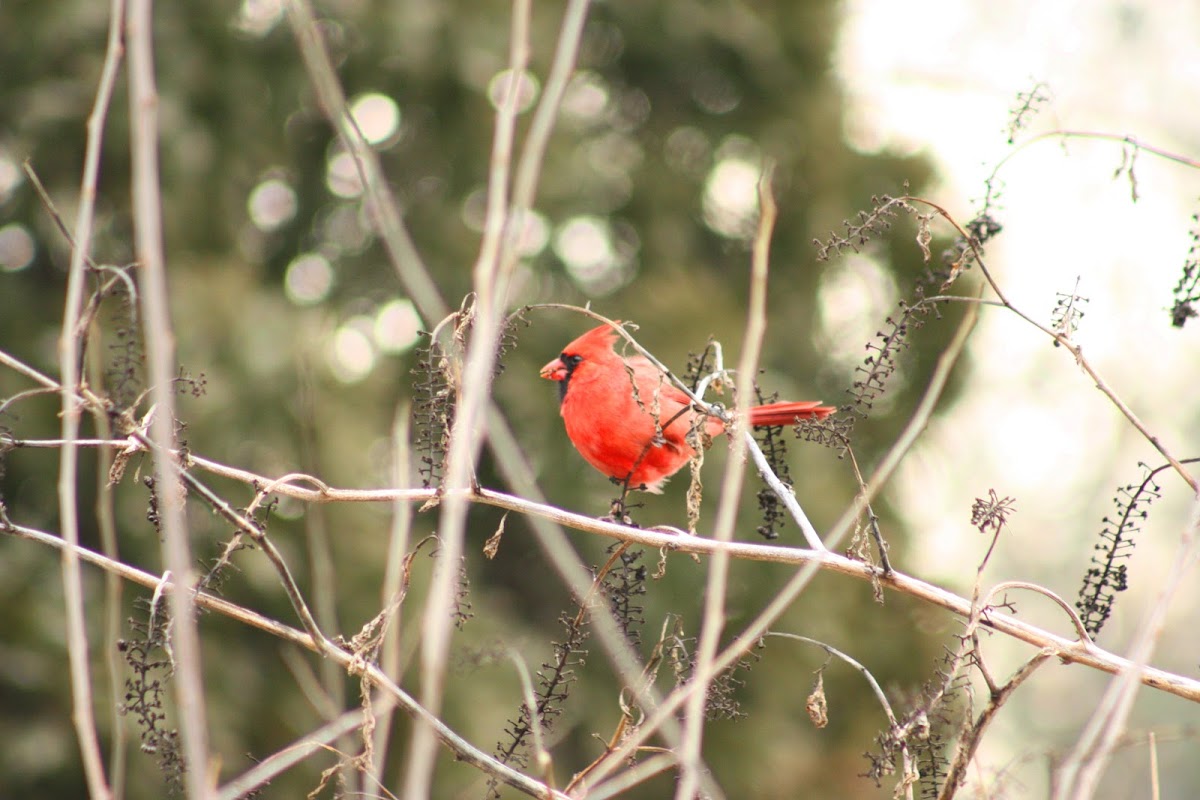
top-left (0, 1), bottom-right (958, 798)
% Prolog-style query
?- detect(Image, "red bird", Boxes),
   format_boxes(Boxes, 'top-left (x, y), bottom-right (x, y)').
top-left (540, 324), bottom-right (835, 493)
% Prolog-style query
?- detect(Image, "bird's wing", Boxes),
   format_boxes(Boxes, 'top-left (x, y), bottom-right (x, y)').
top-left (625, 356), bottom-right (709, 445)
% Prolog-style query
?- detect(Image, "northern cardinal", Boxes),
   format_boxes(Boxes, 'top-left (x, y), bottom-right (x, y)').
top-left (540, 324), bottom-right (835, 493)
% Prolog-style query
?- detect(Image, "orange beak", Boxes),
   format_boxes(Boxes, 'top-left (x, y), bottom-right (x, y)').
top-left (539, 358), bottom-right (567, 381)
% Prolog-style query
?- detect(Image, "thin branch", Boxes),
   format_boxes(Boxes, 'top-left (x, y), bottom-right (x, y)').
top-left (0, 348), bottom-right (59, 387)
top-left (766, 632), bottom-right (897, 725)
top-left (903, 196), bottom-right (1197, 492)
top-left (1054, 495), bottom-right (1200, 799)
top-left (368, 407), bottom-right (415, 790)
top-left (50, 0), bottom-right (128, 795)
top-left (1149, 730), bottom-right (1160, 800)
top-left (587, 754), bottom-right (678, 800)
top-left (677, 161), bottom-right (777, 800)
top-left (473, 0), bottom-right (530, 310)
top-left (284, 0), bottom-right (447, 322)
top-left (403, 0), bottom-right (545, 793)
top-left (1061, 343), bottom-right (1197, 491)
top-left (938, 650), bottom-right (1055, 800)
top-left (745, 427), bottom-right (824, 549)
top-left (218, 707), bottom-right (371, 800)
top-left (767, 632), bottom-right (916, 800)
top-left (978, 581), bottom-right (1092, 645)
top-left (508, 649), bottom-right (556, 793)
top-left (87, 336), bottom-right (129, 797)
top-left (991, 130), bottom-right (1200, 182)
top-left (0, 520), bottom-right (570, 800)
top-left (497, 0), bottom-right (591, 305)
top-left (127, 0), bottom-right (211, 795)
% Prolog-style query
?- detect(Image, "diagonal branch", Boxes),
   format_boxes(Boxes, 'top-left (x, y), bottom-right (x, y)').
top-left (0, 520), bottom-right (570, 800)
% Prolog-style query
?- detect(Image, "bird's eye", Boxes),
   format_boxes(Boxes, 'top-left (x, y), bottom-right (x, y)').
top-left (562, 353), bottom-right (582, 367)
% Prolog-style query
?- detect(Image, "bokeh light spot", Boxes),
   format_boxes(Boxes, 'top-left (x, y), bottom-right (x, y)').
top-left (487, 68), bottom-right (540, 113)
top-left (0, 224), bottom-right (36, 272)
top-left (512, 208), bottom-right (550, 257)
top-left (553, 215), bottom-right (638, 296)
top-left (318, 203), bottom-right (372, 255)
top-left (247, 177), bottom-right (297, 232)
top-left (325, 151), bottom-right (364, 198)
top-left (0, 152), bottom-right (22, 204)
top-left (815, 254), bottom-right (899, 372)
top-left (460, 187), bottom-right (488, 233)
top-left (702, 157), bottom-right (762, 239)
top-left (459, 193), bottom-right (548, 256)
top-left (613, 88), bottom-right (651, 131)
top-left (664, 126), bottom-right (711, 177)
top-left (561, 71), bottom-right (610, 126)
top-left (328, 317), bottom-right (376, 383)
top-left (232, 0), bottom-right (283, 37)
top-left (374, 299), bottom-right (422, 354)
top-left (583, 132), bottom-right (643, 178)
top-left (284, 252), bottom-right (334, 306)
top-left (349, 92), bottom-right (401, 146)
top-left (691, 69), bottom-right (742, 115)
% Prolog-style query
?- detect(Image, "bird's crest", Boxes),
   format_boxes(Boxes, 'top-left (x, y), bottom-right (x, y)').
top-left (563, 322), bottom-right (623, 357)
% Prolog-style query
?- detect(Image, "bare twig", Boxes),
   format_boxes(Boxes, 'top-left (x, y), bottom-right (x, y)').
top-left (87, 333), bottom-right (129, 797)
top-left (677, 161), bottom-right (778, 800)
top-left (367, 408), bottom-right (416, 791)
top-left (1149, 730), bottom-right (1160, 800)
top-left (402, 0), bottom-right (545, 793)
top-left (767, 632), bottom-right (916, 800)
top-left (902, 196), bottom-right (1197, 492)
top-left (496, 0), bottom-right (590, 304)
top-left (291, 379), bottom-right (347, 730)
top-left (474, 0), bottom-right (530, 310)
top-left (508, 649), bottom-right (556, 792)
top-left (127, 0), bottom-right (212, 794)
top-left (745, 427), bottom-right (825, 549)
top-left (0, 520), bottom-right (569, 800)
top-left (1054, 495), bottom-right (1200, 799)
top-left (218, 707), bottom-right (372, 800)
top-left (978, 581), bottom-right (1092, 645)
top-left (47, 0), bottom-right (130, 796)
top-left (938, 650), bottom-right (1054, 800)
top-left (990, 130), bottom-right (1200, 182)
top-left (285, 0), bottom-right (447, 321)
top-left (587, 753), bottom-right (677, 800)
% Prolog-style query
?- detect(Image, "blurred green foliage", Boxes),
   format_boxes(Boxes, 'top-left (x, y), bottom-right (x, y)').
top-left (0, 1), bottom-right (965, 798)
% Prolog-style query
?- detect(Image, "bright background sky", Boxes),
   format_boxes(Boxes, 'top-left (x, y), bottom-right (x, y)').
top-left (837, 0), bottom-right (1200, 794)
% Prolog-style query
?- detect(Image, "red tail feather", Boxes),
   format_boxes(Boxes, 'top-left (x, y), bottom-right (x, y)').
top-left (748, 401), bottom-right (836, 427)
